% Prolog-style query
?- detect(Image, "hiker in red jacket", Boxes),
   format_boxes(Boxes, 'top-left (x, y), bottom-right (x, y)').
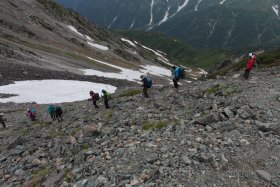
top-left (88, 91), bottom-right (100, 108)
top-left (244, 53), bottom-right (257, 80)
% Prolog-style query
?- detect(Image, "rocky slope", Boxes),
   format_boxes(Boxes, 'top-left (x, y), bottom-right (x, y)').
top-left (0, 66), bottom-right (279, 186)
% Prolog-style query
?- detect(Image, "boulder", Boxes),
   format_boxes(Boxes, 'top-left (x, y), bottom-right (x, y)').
top-left (255, 121), bottom-right (280, 135)
top-left (256, 170), bottom-right (272, 182)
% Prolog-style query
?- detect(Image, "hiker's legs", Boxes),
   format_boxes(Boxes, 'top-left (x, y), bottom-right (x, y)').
top-left (51, 114), bottom-right (55, 120)
top-left (244, 69), bottom-right (250, 80)
top-left (93, 100), bottom-right (99, 108)
top-left (143, 86), bottom-right (148, 98)
top-left (104, 99), bottom-right (110, 109)
top-left (1, 121), bottom-right (6, 128)
top-left (173, 78), bottom-right (179, 88)
top-left (56, 110), bottom-right (63, 122)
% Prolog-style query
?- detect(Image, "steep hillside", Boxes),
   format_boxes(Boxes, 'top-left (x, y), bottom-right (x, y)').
top-left (1, 0), bottom-right (205, 90)
top-left (56, 0), bottom-right (280, 49)
top-left (115, 30), bottom-right (227, 69)
top-left (0, 65), bottom-right (279, 186)
top-left (208, 48), bottom-right (280, 78)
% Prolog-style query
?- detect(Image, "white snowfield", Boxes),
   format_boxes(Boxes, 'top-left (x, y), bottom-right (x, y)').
top-left (68, 25), bottom-right (108, 51)
top-left (121, 38), bottom-right (136, 47)
top-left (0, 80), bottom-right (116, 104)
top-left (82, 57), bottom-right (172, 83)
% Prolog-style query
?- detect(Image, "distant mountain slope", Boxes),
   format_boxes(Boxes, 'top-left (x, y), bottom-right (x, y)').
top-left (55, 0), bottom-right (280, 49)
top-left (115, 30), bottom-right (227, 69)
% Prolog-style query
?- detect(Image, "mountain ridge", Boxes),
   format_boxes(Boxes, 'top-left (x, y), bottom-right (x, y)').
top-left (55, 0), bottom-right (280, 49)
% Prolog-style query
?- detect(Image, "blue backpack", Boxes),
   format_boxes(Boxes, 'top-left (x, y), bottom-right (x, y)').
top-left (179, 67), bottom-right (186, 79)
top-left (146, 77), bottom-right (153, 88)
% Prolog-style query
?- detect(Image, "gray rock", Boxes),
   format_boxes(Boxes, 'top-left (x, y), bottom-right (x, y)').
top-left (14, 169), bottom-right (24, 176)
top-left (255, 121), bottom-right (280, 135)
top-left (224, 107), bottom-right (234, 118)
top-left (195, 153), bottom-right (213, 163)
top-left (73, 179), bottom-right (88, 187)
top-left (256, 170), bottom-right (272, 182)
top-left (146, 153), bottom-right (158, 164)
top-left (7, 136), bottom-right (26, 150)
top-left (182, 155), bottom-right (192, 165)
top-left (195, 113), bottom-right (220, 126)
top-left (237, 109), bottom-right (250, 119)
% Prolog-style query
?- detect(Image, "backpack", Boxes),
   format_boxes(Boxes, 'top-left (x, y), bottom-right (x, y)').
top-left (146, 77), bottom-right (153, 88)
top-left (179, 67), bottom-right (186, 79)
top-left (55, 106), bottom-right (62, 111)
top-left (95, 93), bottom-right (100, 100)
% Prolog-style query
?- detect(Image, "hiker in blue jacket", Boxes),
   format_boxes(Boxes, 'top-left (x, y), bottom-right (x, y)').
top-left (48, 105), bottom-right (56, 120)
top-left (140, 75), bottom-right (152, 98)
top-left (172, 66), bottom-right (180, 88)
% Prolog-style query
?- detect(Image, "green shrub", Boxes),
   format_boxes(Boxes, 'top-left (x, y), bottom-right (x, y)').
top-left (142, 121), bottom-right (167, 131)
top-left (81, 143), bottom-right (89, 150)
top-left (32, 167), bottom-right (51, 177)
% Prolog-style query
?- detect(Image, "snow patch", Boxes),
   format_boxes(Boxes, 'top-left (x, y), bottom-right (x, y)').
top-left (0, 80), bottom-right (116, 104)
top-left (272, 5), bottom-right (279, 17)
top-left (68, 25), bottom-right (108, 51)
top-left (85, 35), bottom-right (93, 41)
top-left (129, 18), bottom-right (136, 29)
top-left (87, 42), bottom-right (109, 51)
top-left (108, 15), bottom-right (118, 29)
top-left (68, 26), bottom-right (84, 37)
top-left (198, 68), bottom-right (208, 75)
top-left (158, 6), bottom-right (170, 26)
top-left (177, 0), bottom-right (190, 12)
top-left (121, 38), bottom-right (136, 47)
top-left (141, 45), bottom-right (173, 66)
top-left (220, 0), bottom-right (226, 5)
top-left (82, 57), bottom-right (172, 82)
top-left (148, 0), bottom-right (155, 25)
top-left (195, 0), bottom-right (203, 11)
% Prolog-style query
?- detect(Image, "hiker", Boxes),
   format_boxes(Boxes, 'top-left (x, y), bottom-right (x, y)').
top-left (48, 105), bottom-right (56, 120)
top-left (140, 75), bottom-right (152, 98)
top-left (89, 91), bottom-right (100, 108)
top-left (0, 113), bottom-right (7, 128)
top-left (244, 52), bottom-right (257, 80)
top-left (55, 106), bottom-right (63, 122)
top-left (172, 66), bottom-right (180, 88)
top-left (172, 66), bottom-right (186, 88)
top-left (26, 109), bottom-right (36, 121)
top-left (102, 89), bottom-right (110, 109)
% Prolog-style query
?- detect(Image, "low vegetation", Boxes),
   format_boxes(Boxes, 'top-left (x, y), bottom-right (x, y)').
top-left (142, 120), bottom-right (167, 131)
top-left (32, 167), bottom-right (51, 177)
top-left (103, 110), bottom-right (113, 123)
